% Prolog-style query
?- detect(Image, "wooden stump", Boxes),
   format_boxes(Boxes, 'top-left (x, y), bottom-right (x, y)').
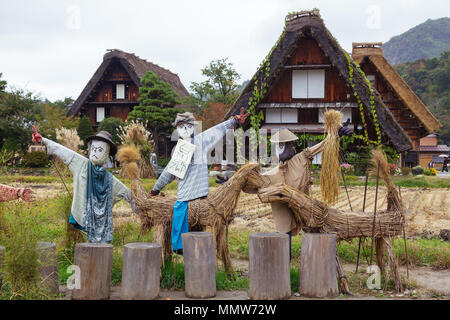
top-left (182, 232), bottom-right (216, 298)
top-left (0, 246), bottom-right (4, 289)
top-left (120, 242), bottom-right (162, 300)
top-left (249, 233), bottom-right (291, 300)
top-left (72, 243), bottom-right (113, 300)
top-left (299, 233), bottom-right (339, 298)
top-left (37, 242), bottom-right (59, 295)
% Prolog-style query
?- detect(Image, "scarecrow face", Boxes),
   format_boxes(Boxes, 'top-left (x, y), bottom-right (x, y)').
top-left (177, 123), bottom-right (194, 141)
top-left (89, 140), bottom-right (110, 166)
top-left (275, 142), bottom-right (286, 159)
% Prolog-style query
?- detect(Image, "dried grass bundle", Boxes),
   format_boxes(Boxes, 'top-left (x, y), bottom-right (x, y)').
top-left (116, 145), bottom-right (141, 180)
top-left (320, 110), bottom-right (342, 205)
top-left (56, 127), bottom-right (83, 153)
top-left (117, 120), bottom-right (155, 178)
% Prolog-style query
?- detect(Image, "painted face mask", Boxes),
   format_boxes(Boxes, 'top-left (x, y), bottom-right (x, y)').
top-left (177, 123), bottom-right (194, 141)
top-left (89, 140), bottom-right (110, 166)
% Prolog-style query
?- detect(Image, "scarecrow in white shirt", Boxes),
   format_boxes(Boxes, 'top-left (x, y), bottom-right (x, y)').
top-left (32, 126), bottom-right (135, 243)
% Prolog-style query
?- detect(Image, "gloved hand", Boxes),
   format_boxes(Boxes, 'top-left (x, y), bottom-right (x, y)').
top-left (32, 125), bottom-right (42, 143)
top-left (149, 189), bottom-right (159, 196)
top-left (234, 107), bottom-right (250, 125)
top-left (338, 121), bottom-right (353, 137)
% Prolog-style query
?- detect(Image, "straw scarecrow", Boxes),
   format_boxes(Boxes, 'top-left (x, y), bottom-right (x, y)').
top-left (262, 113), bottom-right (352, 259)
top-left (149, 108), bottom-right (249, 254)
top-left (32, 126), bottom-right (135, 243)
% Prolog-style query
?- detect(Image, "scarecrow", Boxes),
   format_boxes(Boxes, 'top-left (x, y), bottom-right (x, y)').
top-left (31, 126), bottom-right (135, 243)
top-left (0, 184), bottom-right (35, 202)
top-left (263, 124), bottom-right (352, 259)
top-left (150, 109), bottom-right (249, 254)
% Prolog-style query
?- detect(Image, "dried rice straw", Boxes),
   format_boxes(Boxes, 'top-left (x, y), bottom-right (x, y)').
top-left (320, 109), bottom-right (342, 205)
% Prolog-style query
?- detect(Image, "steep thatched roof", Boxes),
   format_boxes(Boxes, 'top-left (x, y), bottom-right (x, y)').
top-left (68, 49), bottom-right (189, 116)
top-left (352, 43), bottom-right (441, 134)
top-left (225, 11), bottom-right (413, 152)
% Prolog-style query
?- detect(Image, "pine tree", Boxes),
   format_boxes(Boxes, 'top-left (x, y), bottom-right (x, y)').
top-left (77, 115), bottom-right (94, 149)
top-left (128, 71), bottom-right (184, 155)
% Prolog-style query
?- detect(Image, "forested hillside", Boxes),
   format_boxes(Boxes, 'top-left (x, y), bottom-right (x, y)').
top-left (395, 51), bottom-right (450, 145)
top-left (384, 17), bottom-right (450, 65)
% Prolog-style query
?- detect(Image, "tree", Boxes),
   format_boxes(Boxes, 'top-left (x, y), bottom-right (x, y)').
top-left (0, 73), bottom-right (6, 93)
top-left (187, 58), bottom-right (241, 115)
top-left (0, 86), bottom-right (42, 153)
top-left (36, 103), bottom-right (79, 141)
top-left (77, 115), bottom-right (94, 149)
top-left (98, 117), bottom-right (125, 146)
top-left (198, 102), bottom-right (231, 130)
top-left (128, 71), bottom-right (184, 155)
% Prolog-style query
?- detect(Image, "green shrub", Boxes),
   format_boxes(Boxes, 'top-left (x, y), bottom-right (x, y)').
top-left (411, 166), bottom-right (424, 175)
top-left (423, 168), bottom-right (432, 176)
top-left (77, 115), bottom-right (94, 149)
top-left (98, 117), bottom-right (125, 146)
top-left (158, 157), bottom-right (170, 167)
top-left (401, 167), bottom-right (411, 176)
top-left (21, 151), bottom-right (50, 168)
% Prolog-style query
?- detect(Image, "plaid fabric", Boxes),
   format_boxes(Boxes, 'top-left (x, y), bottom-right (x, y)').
top-left (153, 119), bottom-right (236, 201)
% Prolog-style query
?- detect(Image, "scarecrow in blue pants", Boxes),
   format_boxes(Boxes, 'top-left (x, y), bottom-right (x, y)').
top-left (150, 109), bottom-right (249, 254)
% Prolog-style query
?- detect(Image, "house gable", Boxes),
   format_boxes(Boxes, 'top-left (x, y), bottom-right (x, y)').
top-left (226, 11), bottom-right (413, 152)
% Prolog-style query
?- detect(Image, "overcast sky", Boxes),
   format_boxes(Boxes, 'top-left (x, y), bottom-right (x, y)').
top-left (0, 0), bottom-right (448, 101)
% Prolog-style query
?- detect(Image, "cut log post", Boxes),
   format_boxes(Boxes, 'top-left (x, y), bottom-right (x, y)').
top-left (120, 242), bottom-right (162, 300)
top-left (299, 233), bottom-right (339, 298)
top-left (72, 243), bottom-right (113, 300)
top-left (0, 246), bottom-right (4, 289)
top-left (37, 242), bottom-right (59, 295)
top-left (182, 232), bottom-right (216, 298)
top-left (249, 233), bottom-right (291, 300)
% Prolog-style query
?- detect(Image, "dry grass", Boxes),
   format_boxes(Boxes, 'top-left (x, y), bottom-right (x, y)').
top-left (320, 110), bottom-right (342, 205)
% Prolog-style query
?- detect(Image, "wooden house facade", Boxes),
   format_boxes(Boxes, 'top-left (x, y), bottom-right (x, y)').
top-left (68, 49), bottom-right (189, 130)
top-left (352, 43), bottom-right (441, 166)
top-left (225, 10), bottom-right (414, 163)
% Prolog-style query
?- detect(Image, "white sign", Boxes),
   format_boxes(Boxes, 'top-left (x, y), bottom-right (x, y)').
top-left (166, 139), bottom-right (196, 179)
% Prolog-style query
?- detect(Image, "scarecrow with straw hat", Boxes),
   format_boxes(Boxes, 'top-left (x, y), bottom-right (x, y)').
top-left (264, 123), bottom-right (352, 259)
top-left (31, 126), bottom-right (135, 243)
top-left (150, 108), bottom-right (250, 254)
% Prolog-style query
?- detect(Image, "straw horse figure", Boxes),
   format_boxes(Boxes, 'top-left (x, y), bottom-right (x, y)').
top-left (117, 144), bottom-right (260, 274)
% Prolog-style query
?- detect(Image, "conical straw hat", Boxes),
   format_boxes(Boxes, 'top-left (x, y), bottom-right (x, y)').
top-left (270, 129), bottom-right (298, 143)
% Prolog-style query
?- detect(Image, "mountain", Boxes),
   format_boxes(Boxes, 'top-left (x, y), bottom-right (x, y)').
top-left (395, 51), bottom-right (450, 144)
top-left (383, 17), bottom-right (450, 65)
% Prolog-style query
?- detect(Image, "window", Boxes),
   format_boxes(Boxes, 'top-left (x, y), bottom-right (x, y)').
top-left (265, 109), bottom-right (298, 124)
top-left (116, 84), bottom-right (125, 99)
top-left (318, 108), bottom-right (352, 124)
top-left (96, 107), bottom-right (105, 122)
top-left (367, 75), bottom-right (375, 88)
top-left (292, 69), bottom-right (325, 99)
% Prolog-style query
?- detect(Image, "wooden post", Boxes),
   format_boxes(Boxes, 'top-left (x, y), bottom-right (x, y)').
top-left (37, 242), bottom-right (59, 295)
top-left (120, 243), bottom-right (162, 300)
top-left (182, 232), bottom-right (216, 298)
top-left (299, 233), bottom-right (339, 298)
top-left (248, 233), bottom-right (291, 300)
top-left (72, 243), bottom-right (113, 300)
top-left (0, 246), bottom-right (4, 289)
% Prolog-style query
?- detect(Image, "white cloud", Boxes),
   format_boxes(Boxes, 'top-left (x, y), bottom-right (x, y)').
top-left (0, 0), bottom-right (448, 100)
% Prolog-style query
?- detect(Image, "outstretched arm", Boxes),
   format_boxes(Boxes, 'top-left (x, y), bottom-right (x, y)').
top-left (150, 167), bottom-right (176, 195)
top-left (112, 176), bottom-right (137, 213)
top-left (0, 184), bottom-right (35, 202)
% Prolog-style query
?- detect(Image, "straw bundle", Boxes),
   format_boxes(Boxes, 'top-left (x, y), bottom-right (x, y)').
top-left (320, 110), bottom-right (342, 205)
top-left (118, 120), bottom-right (155, 179)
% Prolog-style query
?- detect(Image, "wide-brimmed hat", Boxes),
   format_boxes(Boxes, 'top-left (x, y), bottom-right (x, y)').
top-left (85, 131), bottom-right (117, 156)
top-left (270, 129), bottom-right (298, 143)
top-left (172, 112), bottom-right (197, 127)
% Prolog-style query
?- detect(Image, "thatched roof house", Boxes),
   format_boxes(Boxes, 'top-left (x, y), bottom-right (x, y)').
top-left (67, 49), bottom-right (189, 128)
top-left (352, 42), bottom-right (441, 164)
top-left (225, 10), bottom-right (413, 153)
